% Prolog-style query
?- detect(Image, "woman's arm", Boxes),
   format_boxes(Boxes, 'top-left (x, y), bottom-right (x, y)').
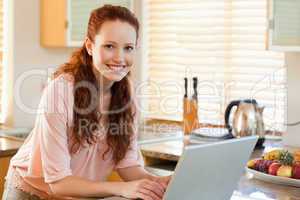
top-left (117, 166), bottom-right (153, 181)
top-left (49, 175), bottom-right (123, 197)
top-left (50, 174), bottom-right (165, 200)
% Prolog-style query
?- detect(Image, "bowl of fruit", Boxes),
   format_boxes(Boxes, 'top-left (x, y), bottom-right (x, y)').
top-left (246, 149), bottom-right (300, 187)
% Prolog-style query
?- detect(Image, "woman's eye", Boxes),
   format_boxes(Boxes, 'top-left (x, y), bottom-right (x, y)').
top-left (104, 44), bottom-right (114, 49)
top-left (125, 46), bottom-right (134, 52)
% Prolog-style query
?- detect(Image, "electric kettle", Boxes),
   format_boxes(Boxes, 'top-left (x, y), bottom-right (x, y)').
top-left (224, 99), bottom-right (265, 146)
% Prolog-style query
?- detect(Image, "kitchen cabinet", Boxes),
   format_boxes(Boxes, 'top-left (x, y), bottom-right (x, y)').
top-left (267, 0), bottom-right (300, 51)
top-left (0, 156), bottom-right (12, 198)
top-left (40, 0), bottom-right (132, 47)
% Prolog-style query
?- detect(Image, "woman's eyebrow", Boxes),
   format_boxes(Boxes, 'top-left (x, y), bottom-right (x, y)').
top-left (125, 43), bottom-right (135, 46)
top-left (103, 40), bottom-right (117, 44)
top-left (103, 41), bottom-right (135, 46)
top-left (103, 41), bottom-right (134, 46)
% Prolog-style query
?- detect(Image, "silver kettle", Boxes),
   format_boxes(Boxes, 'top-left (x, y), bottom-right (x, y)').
top-left (225, 99), bottom-right (265, 139)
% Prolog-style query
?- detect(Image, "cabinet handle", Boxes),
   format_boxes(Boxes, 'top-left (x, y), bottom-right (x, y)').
top-left (268, 19), bottom-right (274, 30)
top-left (65, 20), bottom-right (69, 29)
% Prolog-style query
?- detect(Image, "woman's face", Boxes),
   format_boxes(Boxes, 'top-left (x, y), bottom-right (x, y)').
top-left (88, 20), bottom-right (137, 82)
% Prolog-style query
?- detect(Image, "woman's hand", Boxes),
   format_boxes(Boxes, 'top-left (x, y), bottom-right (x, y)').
top-left (120, 178), bottom-right (165, 200)
top-left (150, 175), bottom-right (172, 190)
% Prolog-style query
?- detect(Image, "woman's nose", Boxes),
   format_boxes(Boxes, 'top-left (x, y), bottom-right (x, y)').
top-left (113, 49), bottom-right (125, 63)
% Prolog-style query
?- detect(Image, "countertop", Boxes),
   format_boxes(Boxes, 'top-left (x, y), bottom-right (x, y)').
top-left (0, 127), bottom-right (31, 157)
top-left (139, 136), bottom-right (300, 200)
top-left (0, 136), bottom-right (24, 157)
top-left (2, 127), bottom-right (300, 199)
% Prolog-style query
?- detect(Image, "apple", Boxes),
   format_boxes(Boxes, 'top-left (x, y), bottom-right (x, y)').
top-left (258, 160), bottom-right (273, 173)
top-left (277, 165), bottom-right (293, 178)
top-left (268, 162), bottom-right (281, 175)
top-left (292, 163), bottom-right (300, 179)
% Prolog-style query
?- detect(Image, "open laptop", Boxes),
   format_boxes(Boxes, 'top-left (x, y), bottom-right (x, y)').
top-left (103, 136), bottom-right (258, 200)
top-left (163, 136), bottom-right (258, 200)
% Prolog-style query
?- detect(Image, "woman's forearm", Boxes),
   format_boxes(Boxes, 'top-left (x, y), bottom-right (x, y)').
top-left (49, 175), bottom-right (125, 198)
top-left (117, 166), bottom-right (157, 181)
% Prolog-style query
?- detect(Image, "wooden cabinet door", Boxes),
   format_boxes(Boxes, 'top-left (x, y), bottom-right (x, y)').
top-left (0, 156), bottom-right (12, 198)
top-left (40, 0), bottom-right (67, 47)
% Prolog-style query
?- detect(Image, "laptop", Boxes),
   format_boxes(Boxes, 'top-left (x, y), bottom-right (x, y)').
top-left (102, 136), bottom-right (258, 200)
top-left (163, 136), bottom-right (258, 200)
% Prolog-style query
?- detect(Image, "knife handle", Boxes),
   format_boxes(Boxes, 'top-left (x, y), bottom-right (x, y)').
top-left (192, 77), bottom-right (198, 101)
top-left (184, 77), bottom-right (188, 98)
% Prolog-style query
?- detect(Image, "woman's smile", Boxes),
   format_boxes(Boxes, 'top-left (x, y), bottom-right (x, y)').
top-left (105, 64), bottom-right (128, 73)
top-left (106, 64), bottom-right (126, 69)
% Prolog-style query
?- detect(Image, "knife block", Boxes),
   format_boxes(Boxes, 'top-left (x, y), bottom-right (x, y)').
top-left (183, 98), bottom-right (199, 135)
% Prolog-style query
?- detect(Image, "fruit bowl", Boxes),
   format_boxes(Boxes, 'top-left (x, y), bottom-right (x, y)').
top-left (246, 149), bottom-right (300, 187)
top-left (246, 167), bottom-right (300, 187)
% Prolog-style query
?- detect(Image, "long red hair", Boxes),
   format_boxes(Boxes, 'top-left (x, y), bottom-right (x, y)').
top-left (53, 5), bottom-right (139, 164)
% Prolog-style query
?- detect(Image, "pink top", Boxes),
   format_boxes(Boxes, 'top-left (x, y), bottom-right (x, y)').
top-left (8, 74), bottom-right (144, 199)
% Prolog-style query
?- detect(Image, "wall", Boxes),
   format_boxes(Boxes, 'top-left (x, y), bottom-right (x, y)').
top-left (284, 53), bottom-right (300, 147)
top-left (5, 0), bottom-right (74, 127)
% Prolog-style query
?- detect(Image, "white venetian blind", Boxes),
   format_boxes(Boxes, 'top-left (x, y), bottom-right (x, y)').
top-left (145, 0), bottom-right (286, 131)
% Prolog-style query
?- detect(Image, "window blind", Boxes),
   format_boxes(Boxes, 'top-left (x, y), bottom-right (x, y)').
top-left (145, 0), bottom-right (286, 131)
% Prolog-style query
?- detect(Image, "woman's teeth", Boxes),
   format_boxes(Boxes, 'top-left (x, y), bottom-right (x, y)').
top-left (106, 64), bottom-right (125, 71)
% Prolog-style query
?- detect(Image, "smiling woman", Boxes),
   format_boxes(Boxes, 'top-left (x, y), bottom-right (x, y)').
top-left (2, 5), bottom-right (170, 200)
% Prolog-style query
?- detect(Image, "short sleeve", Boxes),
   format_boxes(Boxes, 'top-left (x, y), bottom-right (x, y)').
top-left (114, 99), bottom-right (144, 169)
top-left (37, 77), bottom-right (73, 183)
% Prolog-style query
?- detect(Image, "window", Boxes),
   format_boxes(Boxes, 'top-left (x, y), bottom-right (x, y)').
top-left (144, 0), bottom-right (286, 132)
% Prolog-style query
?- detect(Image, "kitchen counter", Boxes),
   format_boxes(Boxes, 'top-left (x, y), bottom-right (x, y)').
top-left (139, 136), bottom-right (300, 200)
top-left (140, 135), bottom-right (270, 161)
top-left (2, 127), bottom-right (300, 199)
top-left (0, 136), bottom-right (23, 157)
top-left (0, 127), bottom-right (31, 157)
top-left (75, 135), bottom-right (300, 200)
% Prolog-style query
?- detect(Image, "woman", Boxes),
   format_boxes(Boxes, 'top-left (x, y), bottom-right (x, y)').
top-left (3, 5), bottom-right (170, 200)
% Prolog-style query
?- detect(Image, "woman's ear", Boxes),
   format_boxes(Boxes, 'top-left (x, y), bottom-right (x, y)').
top-left (85, 37), bottom-right (93, 56)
